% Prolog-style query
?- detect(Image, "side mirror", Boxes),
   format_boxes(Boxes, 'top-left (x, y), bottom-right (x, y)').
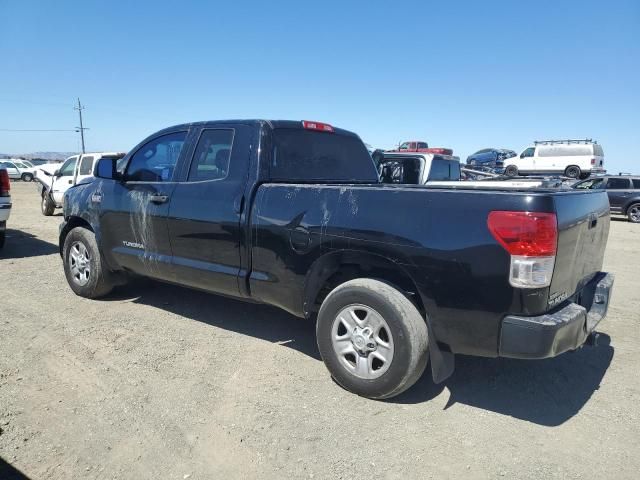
top-left (54, 169), bottom-right (61, 177)
top-left (95, 157), bottom-right (118, 180)
top-left (520, 153), bottom-right (525, 159)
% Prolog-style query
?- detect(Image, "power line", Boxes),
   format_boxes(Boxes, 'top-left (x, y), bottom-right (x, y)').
top-left (0, 129), bottom-right (77, 132)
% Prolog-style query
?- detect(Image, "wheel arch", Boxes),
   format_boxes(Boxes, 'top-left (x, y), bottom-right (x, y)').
top-left (303, 250), bottom-right (425, 319)
top-left (59, 216), bottom-right (95, 256)
top-left (623, 198), bottom-right (640, 215)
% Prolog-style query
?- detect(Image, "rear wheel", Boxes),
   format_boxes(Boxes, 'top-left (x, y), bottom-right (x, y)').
top-left (41, 193), bottom-right (55, 216)
top-left (564, 165), bottom-right (581, 179)
top-left (0, 222), bottom-right (5, 249)
top-left (504, 165), bottom-right (518, 177)
top-left (63, 227), bottom-right (114, 298)
top-left (316, 279), bottom-right (429, 399)
top-left (627, 203), bottom-right (640, 223)
top-left (21, 173), bottom-right (33, 182)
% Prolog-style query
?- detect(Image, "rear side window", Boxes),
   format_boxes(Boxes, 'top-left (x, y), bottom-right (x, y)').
top-left (188, 129), bottom-right (234, 182)
top-left (417, 142), bottom-right (428, 149)
top-left (606, 178), bottom-right (631, 189)
top-left (78, 156), bottom-right (94, 175)
top-left (428, 158), bottom-right (461, 181)
top-left (271, 129), bottom-right (378, 182)
top-left (538, 145), bottom-right (592, 157)
top-left (633, 179), bottom-right (640, 189)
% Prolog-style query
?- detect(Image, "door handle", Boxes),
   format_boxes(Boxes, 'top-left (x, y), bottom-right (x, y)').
top-left (149, 194), bottom-right (169, 204)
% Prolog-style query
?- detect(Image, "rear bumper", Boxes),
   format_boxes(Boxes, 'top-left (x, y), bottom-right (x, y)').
top-left (0, 202), bottom-right (11, 223)
top-left (499, 272), bottom-right (614, 359)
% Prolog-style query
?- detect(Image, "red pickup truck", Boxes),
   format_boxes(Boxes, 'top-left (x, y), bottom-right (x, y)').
top-left (389, 140), bottom-right (453, 156)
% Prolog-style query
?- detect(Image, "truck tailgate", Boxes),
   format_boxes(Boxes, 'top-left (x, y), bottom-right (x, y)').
top-left (549, 191), bottom-right (610, 306)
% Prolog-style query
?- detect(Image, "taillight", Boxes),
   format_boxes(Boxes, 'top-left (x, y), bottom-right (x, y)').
top-left (591, 158), bottom-right (596, 165)
top-left (487, 211), bottom-right (557, 288)
top-left (0, 169), bottom-right (10, 196)
top-left (302, 120), bottom-right (334, 132)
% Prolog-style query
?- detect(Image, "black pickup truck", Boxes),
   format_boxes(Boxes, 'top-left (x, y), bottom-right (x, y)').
top-left (59, 120), bottom-right (614, 399)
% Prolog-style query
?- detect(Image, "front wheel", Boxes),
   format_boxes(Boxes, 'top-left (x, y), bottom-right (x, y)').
top-left (504, 165), bottom-right (518, 177)
top-left (627, 203), bottom-right (640, 223)
top-left (316, 279), bottom-right (429, 399)
top-left (41, 193), bottom-right (55, 216)
top-left (63, 227), bottom-right (114, 298)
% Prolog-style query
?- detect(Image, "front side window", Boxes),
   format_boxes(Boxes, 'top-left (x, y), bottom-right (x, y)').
top-left (188, 129), bottom-right (234, 181)
top-left (59, 157), bottom-right (77, 176)
top-left (78, 156), bottom-right (94, 175)
top-left (521, 147), bottom-right (535, 158)
top-left (125, 131), bottom-right (186, 182)
top-left (606, 178), bottom-right (631, 189)
top-left (399, 142), bottom-right (410, 150)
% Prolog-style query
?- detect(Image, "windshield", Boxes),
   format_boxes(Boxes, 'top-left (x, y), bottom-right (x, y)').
top-left (574, 178), bottom-right (604, 189)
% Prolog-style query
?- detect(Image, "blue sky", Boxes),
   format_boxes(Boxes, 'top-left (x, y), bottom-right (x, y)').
top-left (1, 0), bottom-right (638, 172)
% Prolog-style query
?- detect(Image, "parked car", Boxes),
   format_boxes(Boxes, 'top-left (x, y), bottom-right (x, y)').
top-left (378, 152), bottom-right (461, 184)
top-left (504, 139), bottom-right (604, 179)
top-left (466, 148), bottom-right (516, 170)
top-left (36, 152), bottom-right (125, 216)
top-left (573, 175), bottom-right (640, 223)
top-left (0, 167), bottom-right (11, 248)
top-left (0, 159), bottom-right (37, 182)
top-left (388, 140), bottom-right (453, 156)
top-left (60, 119), bottom-right (613, 399)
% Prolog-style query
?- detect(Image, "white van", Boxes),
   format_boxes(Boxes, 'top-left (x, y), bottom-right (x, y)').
top-left (503, 139), bottom-right (605, 179)
top-left (36, 152), bottom-right (124, 215)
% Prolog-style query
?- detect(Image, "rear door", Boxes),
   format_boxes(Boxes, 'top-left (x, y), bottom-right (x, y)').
top-left (99, 130), bottom-right (189, 281)
top-left (167, 124), bottom-right (252, 298)
top-left (605, 177), bottom-right (632, 212)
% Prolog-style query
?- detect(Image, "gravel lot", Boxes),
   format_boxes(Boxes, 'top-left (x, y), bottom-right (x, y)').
top-left (1, 181), bottom-right (639, 479)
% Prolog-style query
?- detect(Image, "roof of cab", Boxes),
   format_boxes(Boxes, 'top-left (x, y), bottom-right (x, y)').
top-left (155, 120), bottom-right (360, 138)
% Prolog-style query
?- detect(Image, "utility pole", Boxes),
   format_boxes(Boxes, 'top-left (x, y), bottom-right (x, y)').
top-left (74, 98), bottom-right (87, 153)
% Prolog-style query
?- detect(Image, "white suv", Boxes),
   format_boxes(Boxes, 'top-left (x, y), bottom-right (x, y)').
top-left (0, 159), bottom-right (37, 182)
top-left (36, 152), bottom-right (125, 216)
top-left (503, 139), bottom-right (605, 179)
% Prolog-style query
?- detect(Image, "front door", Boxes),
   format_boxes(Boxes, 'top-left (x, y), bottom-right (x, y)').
top-left (99, 130), bottom-right (189, 281)
top-left (51, 156), bottom-right (78, 204)
top-left (74, 154), bottom-right (95, 184)
top-left (167, 125), bottom-right (251, 298)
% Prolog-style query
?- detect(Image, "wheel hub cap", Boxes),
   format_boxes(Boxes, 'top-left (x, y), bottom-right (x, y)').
top-left (68, 241), bottom-right (91, 286)
top-left (331, 304), bottom-right (394, 380)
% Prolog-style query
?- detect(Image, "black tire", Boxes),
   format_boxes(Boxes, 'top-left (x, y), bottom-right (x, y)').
top-left (316, 279), bottom-right (429, 399)
top-left (579, 172), bottom-right (590, 180)
top-left (564, 165), bottom-right (581, 179)
top-left (627, 203), bottom-right (640, 224)
top-left (504, 165), bottom-right (518, 177)
top-left (41, 193), bottom-right (55, 216)
top-left (62, 227), bottom-right (114, 298)
top-left (21, 173), bottom-right (33, 182)
top-left (0, 230), bottom-right (5, 249)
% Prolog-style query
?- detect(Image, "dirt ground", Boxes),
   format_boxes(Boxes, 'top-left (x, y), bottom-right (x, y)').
top-left (1, 181), bottom-right (638, 479)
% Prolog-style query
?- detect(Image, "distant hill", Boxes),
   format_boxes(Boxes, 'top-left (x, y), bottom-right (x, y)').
top-left (0, 152), bottom-right (77, 161)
